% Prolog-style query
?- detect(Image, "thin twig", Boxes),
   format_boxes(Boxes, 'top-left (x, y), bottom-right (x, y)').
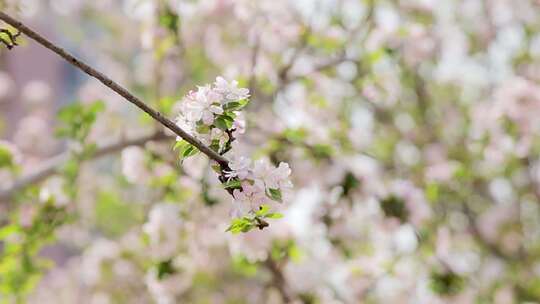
top-left (277, 25), bottom-right (311, 84)
top-left (264, 258), bottom-right (293, 303)
top-left (462, 202), bottom-right (525, 261)
top-left (0, 11), bottom-right (228, 167)
top-left (279, 1), bottom-right (374, 85)
top-left (285, 55), bottom-right (354, 84)
top-left (0, 132), bottom-right (173, 201)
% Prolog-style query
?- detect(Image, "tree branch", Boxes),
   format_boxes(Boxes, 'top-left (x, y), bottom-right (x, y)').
top-left (0, 132), bottom-right (173, 201)
top-left (264, 258), bottom-right (293, 303)
top-left (0, 11), bottom-right (229, 167)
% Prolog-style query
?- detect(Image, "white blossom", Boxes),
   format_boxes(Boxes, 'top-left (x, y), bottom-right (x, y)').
top-left (214, 76), bottom-right (250, 102)
top-left (252, 159), bottom-right (292, 190)
top-left (39, 176), bottom-right (69, 206)
top-left (232, 182), bottom-right (271, 212)
top-left (224, 156), bottom-right (251, 180)
top-left (142, 203), bottom-right (183, 260)
top-left (252, 159), bottom-right (275, 188)
top-left (174, 115), bottom-right (196, 138)
top-left (121, 146), bottom-right (149, 184)
top-left (180, 85), bottom-right (223, 125)
top-left (271, 162), bottom-right (293, 190)
top-left (145, 268), bottom-right (190, 304)
top-left (232, 113), bottom-right (246, 135)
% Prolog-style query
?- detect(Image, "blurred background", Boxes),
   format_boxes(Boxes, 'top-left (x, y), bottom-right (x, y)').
top-left (1, 0), bottom-right (540, 303)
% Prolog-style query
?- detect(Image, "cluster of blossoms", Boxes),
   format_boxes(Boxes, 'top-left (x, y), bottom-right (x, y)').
top-left (174, 77), bottom-right (292, 232)
top-left (142, 203), bottom-right (189, 303)
top-left (227, 157), bottom-right (292, 216)
top-left (174, 77), bottom-right (249, 155)
top-left (142, 203), bottom-right (183, 260)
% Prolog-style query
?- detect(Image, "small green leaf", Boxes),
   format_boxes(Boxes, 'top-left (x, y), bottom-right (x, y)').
top-left (0, 225), bottom-right (20, 240)
top-left (209, 139), bottom-right (221, 152)
top-left (214, 114), bottom-right (235, 130)
top-left (283, 128), bottom-right (308, 144)
top-left (223, 99), bottom-right (249, 111)
top-left (226, 217), bottom-right (255, 234)
top-left (211, 163), bottom-right (222, 173)
top-left (158, 96), bottom-right (176, 115)
top-left (174, 140), bottom-right (199, 159)
top-left (265, 212), bottom-right (284, 219)
top-left (158, 8), bottom-right (179, 32)
top-left (96, 191), bottom-right (141, 237)
top-left (312, 144), bottom-right (334, 159)
top-left (255, 204), bottom-right (270, 216)
top-left (196, 123), bottom-right (211, 134)
top-left (80, 143), bottom-right (98, 160)
top-left (380, 195), bottom-right (409, 222)
top-left (88, 100), bottom-right (105, 113)
top-left (56, 100), bottom-right (105, 141)
top-left (232, 255), bottom-right (258, 277)
top-left (267, 188), bottom-right (282, 203)
top-left (182, 144), bottom-right (199, 158)
top-left (425, 183), bottom-right (439, 203)
top-left (156, 259), bottom-right (176, 280)
top-left (224, 111), bottom-right (237, 119)
top-left (341, 172), bottom-right (359, 197)
top-left (0, 145), bottom-right (14, 169)
top-left (173, 140), bottom-right (188, 151)
top-left (429, 271), bottom-right (465, 296)
top-left (223, 179), bottom-right (242, 189)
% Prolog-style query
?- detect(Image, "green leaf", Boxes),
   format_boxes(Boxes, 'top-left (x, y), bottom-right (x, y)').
top-left (158, 96), bottom-right (176, 115)
top-left (265, 212), bottom-right (284, 219)
top-left (80, 143), bottom-right (98, 160)
top-left (271, 239), bottom-right (302, 262)
top-left (232, 255), bottom-right (258, 277)
top-left (156, 259), bottom-right (176, 280)
top-left (380, 195), bottom-right (409, 222)
top-left (56, 100), bottom-right (105, 141)
top-left (367, 48), bottom-right (386, 64)
top-left (61, 158), bottom-right (80, 183)
top-left (429, 271), bottom-right (464, 296)
top-left (174, 140), bottom-right (199, 159)
top-left (0, 145), bottom-right (14, 169)
top-left (173, 140), bottom-right (187, 151)
top-left (158, 8), bottom-right (179, 32)
top-left (95, 191), bottom-right (142, 237)
top-left (214, 114), bottom-right (235, 130)
top-left (267, 188), bottom-right (282, 203)
top-left (255, 204), bottom-right (270, 216)
top-left (226, 217), bottom-right (255, 234)
top-left (341, 172), bottom-right (359, 197)
top-left (88, 100), bottom-right (105, 113)
top-left (306, 34), bottom-right (344, 54)
top-left (196, 123), bottom-right (211, 134)
top-left (223, 179), bottom-right (242, 189)
top-left (283, 128), bottom-right (308, 144)
top-left (425, 183), bottom-right (439, 203)
top-left (209, 139), bottom-right (221, 152)
top-left (223, 99), bottom-right (249, 111)
top-left (312, 144), bottom-right (334, 159)
top-left (183, 144), bottom-right (199, 158)
top-left (211, 163), bottom-right (222, 173)
top-left (0, 225), bottom-right (20, 240)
